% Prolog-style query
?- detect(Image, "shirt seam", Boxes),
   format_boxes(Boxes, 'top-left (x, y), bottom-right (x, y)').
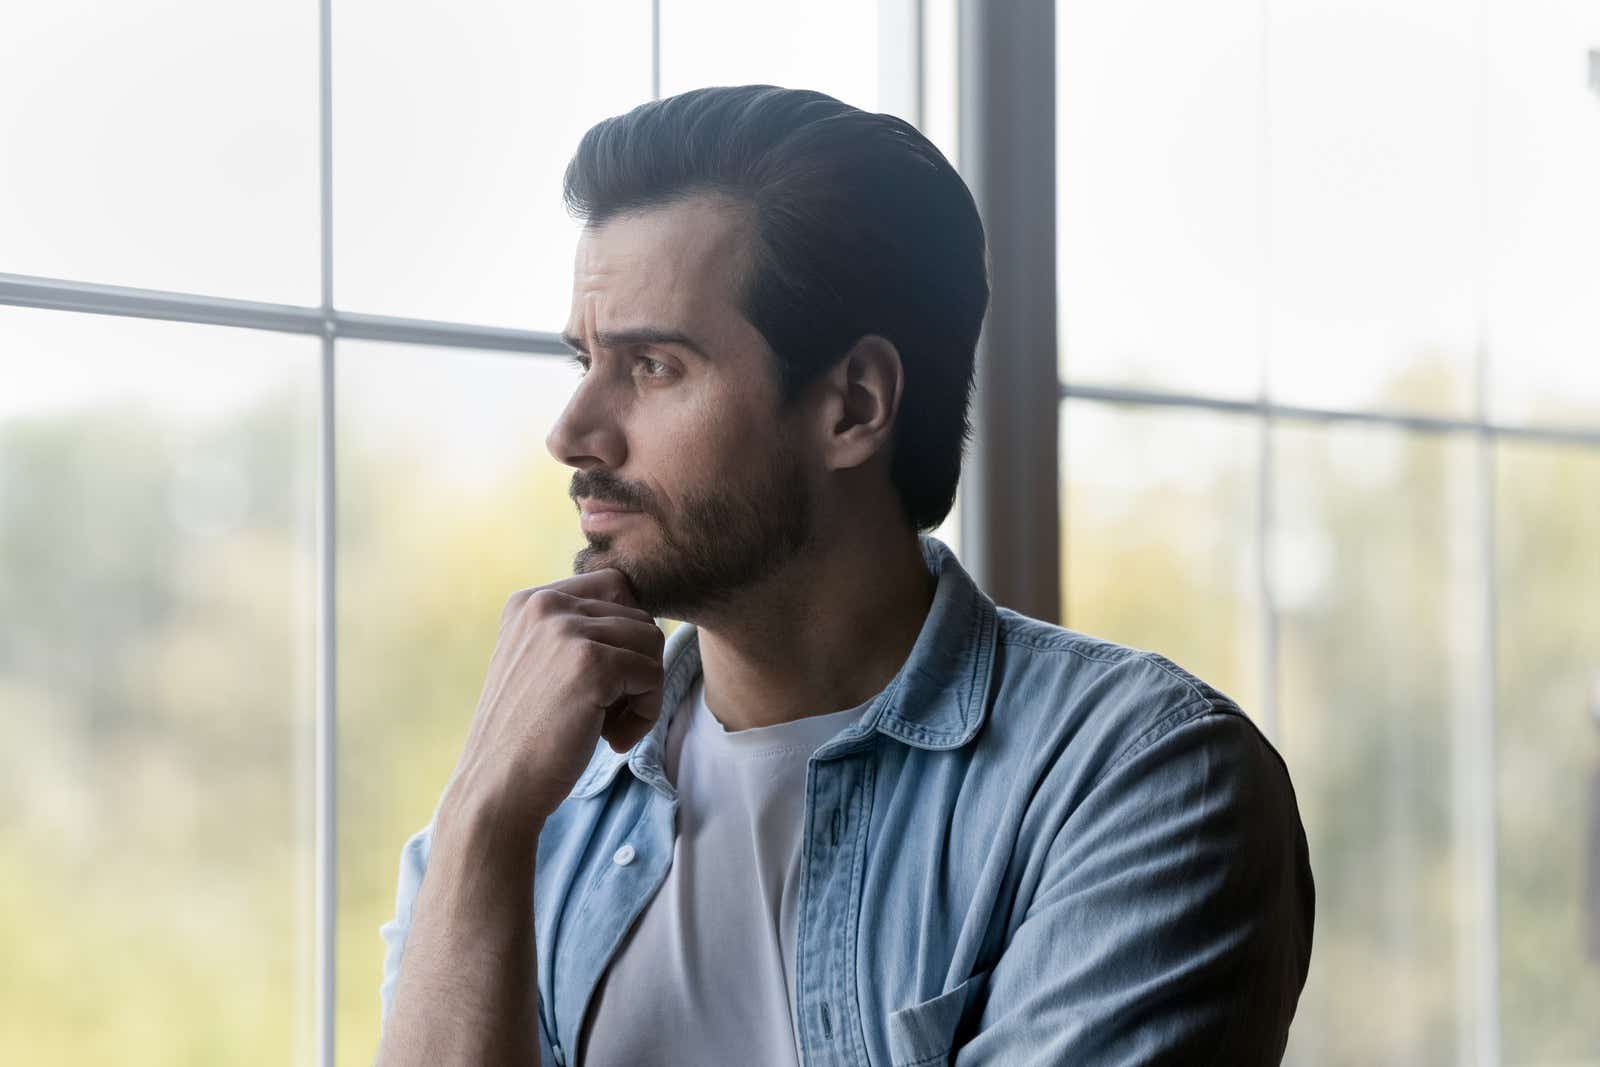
top-left (847, 758), bottom-right (877, 1067)
top-left (793, 760), bottom-right (819, 1058)
top-left (1082, 696), bottom-right (1234, 795)
top-left (1003, 636), bottom-right (1212, 703)
top-left (999, 631), bottom-right (1139, 663)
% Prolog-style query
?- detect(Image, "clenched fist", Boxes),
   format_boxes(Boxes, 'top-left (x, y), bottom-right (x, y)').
top-left (436, 567), bottom-right (666, 832)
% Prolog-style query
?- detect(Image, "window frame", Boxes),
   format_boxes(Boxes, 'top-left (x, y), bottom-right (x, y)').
top-left (4, 3), bottom-right (1599, 1063)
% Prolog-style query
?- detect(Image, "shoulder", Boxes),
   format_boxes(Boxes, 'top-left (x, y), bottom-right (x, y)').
top-left (985, 609), bottom-right (1311, 898)
top-left (995, 607), bottom-right (1232, 704)
top-left (986, 607), bottom-right (1284, 798)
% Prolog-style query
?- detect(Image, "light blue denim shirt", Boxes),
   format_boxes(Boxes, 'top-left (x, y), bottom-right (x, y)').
top-left (380, 535), bottom-right (1314, 1066)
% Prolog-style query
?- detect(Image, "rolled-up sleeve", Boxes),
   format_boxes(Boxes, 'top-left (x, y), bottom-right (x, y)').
top-left (376, 822), bottom-right (557, 1066)
top-left (377, 824), bottom-right (432, 1032)
top-left (955, 708), bottom-right (1315, 1066)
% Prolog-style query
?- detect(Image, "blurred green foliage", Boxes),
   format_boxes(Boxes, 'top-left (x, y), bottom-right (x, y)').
top-left (1, 375), bottom-right (1596, 1066)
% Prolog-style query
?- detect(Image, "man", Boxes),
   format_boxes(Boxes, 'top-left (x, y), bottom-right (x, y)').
top-left (375, 85), bottom-right (1313, 1067)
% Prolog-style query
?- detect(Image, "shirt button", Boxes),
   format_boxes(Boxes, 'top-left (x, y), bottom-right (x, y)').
top-left (613, 843), bottom-right (636, 866)
top-left (552, 1043), bottom-right (566, 1065)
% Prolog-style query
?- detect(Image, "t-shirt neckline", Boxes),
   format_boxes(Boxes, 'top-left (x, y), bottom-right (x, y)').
top-left (686, 674), bottom-right (875, 757)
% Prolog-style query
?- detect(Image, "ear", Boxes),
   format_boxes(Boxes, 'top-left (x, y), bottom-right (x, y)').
top-left (813, 334), bottom-right (903, 473)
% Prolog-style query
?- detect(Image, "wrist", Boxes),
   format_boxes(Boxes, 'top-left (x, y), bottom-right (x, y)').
top-left (433, 780), bottom-right (545, 874)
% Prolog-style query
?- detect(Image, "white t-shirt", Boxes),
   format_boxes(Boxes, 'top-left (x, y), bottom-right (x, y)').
top-left (577, 673), bottom-right (873, 1066)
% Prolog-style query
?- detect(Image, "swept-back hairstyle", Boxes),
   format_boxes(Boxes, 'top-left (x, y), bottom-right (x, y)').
top-left (563, 84), bottom-right (989, 533)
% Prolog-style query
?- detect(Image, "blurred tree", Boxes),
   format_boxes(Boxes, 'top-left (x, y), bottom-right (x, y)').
top-left (0, 390), bottom-right (317, 1065)
top-left (1, 363), bottom-right (1595, 1066)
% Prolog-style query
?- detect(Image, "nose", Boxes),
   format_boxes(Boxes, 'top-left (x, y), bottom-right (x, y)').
top-left (546, 375), bottom-right (627, 472)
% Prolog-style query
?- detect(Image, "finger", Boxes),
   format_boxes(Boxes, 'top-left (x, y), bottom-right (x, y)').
top-left (602, 688), bottom-right (663, 753)
top-left (507, 587), bottom-right (654, 627)
top-left (592, 644), bottom-right (665, 709)
top-left (548, 567), bottom-right (642, 611)
top-left (568, 597), bottom-right (656, 625)
top-left (603, 709), bottom-right (657, 753)
top-left (597, 649), bottom-right (663, 753)
top-left (573, 615), bottom-right (665, 661)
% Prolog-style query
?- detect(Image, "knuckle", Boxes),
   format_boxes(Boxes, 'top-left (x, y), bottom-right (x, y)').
top-left (526, 588), bottom-right (565, 617)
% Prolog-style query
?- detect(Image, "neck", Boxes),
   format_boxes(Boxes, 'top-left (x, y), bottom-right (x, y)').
top-left (689, 523), bottom-right (936, 732)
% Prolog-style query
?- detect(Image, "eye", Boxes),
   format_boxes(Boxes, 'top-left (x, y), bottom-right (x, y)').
top-left (565, 351), bottom-right (672, 380)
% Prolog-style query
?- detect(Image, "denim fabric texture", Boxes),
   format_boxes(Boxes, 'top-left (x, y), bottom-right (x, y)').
top-left (379, 535), bottom-right (1315, 1066)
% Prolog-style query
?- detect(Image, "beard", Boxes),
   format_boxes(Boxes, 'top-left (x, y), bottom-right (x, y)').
top-left (570, 436), bottom-right (813, 620)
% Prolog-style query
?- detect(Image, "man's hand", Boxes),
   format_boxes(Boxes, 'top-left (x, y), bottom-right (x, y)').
top-left (374, 567), bottom-right (663, 1067)
top-left (440, 567), bottom-right (666, 830)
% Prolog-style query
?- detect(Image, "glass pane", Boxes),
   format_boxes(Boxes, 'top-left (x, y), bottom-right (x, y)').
top-left (1267, 0), bottom-right (1478, 415)
top-left (930, 493), bottom-right (961, 561)
top-left (659, 0), bottom-right (879, 112)
top-left (1055, 0), bottom-right (1600, 423)
top-left (1494, 441), bottom-right (1600, 1062)
top-left (1483, 2), bottom-right (1600, 425)
top-left (333, 1), bottom-right (652, 329)
top-left (1275, 424), bottom-right (1484, 1065)
top-left (1060, 401), bottom-right (1262, 717)
top-left (921, 0), bottom-right (960, 161)
top-left (335, 342), bottom-right (586, 1065)
top-left (0, 307), bottom-right (318, 1065)
top-left (0, 1), bottom-right (318, 303)
top-left (1055, 0), bottom-right (1264, 398)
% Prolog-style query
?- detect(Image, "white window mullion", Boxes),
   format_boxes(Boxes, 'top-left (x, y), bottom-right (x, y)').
top-left (315, 0), bottom-right (337, 1063)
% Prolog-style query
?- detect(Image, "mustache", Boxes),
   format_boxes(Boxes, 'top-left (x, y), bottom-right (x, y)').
top-left (569, 469), bottom-right (654, 514)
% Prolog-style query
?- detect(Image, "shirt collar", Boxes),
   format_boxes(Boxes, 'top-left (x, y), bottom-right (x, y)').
top-left (567, 534), bottom-right (1000, 801)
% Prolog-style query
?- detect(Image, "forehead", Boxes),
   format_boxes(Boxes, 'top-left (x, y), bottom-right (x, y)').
top-left (567, 196), bottom-right (756, 339)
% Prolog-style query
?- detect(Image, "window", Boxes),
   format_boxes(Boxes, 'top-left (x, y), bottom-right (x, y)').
top-left (4, 1), bottom-right (1595, 1063)
top-left (0, 3), bottom-right (930, 1064)
top-left (1057, 0), bottom-right (1600, 1061)
top-left (0, 307), bottom-right (320, 1062)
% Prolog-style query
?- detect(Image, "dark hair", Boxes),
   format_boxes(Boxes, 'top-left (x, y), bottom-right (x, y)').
top-left (563, 85), bottom-right (989, 533)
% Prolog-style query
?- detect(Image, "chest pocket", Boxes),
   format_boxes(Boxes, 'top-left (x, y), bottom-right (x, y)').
top-left (885, 968), bottom-right (991, 1067)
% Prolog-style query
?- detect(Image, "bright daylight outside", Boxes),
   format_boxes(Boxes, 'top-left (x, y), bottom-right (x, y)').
top-left (1, 1), bottom-right (1597, 1065)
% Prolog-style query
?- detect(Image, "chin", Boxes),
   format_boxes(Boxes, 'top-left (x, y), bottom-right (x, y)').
top-left (575, 536), bottom-right (646, 582)
top-left (573, 537), bottom-right (620, 573)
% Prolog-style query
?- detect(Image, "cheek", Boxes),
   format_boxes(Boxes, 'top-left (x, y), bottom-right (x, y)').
top-left (630, 389), bottom-right (739, 512)
top-left (660, 392), bottom-right (781, 502)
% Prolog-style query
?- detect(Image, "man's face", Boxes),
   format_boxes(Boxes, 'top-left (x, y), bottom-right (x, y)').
top-left (547, 196), bottom-right (815, 619)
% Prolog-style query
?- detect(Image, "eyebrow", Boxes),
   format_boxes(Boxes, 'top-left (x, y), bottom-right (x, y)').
top-left (560, 327), bottom-right (711, 361)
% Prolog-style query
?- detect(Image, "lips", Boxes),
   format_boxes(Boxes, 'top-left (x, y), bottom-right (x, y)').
top-left (578, 500), bottom-right (644, 534)
top-left (577, 498), bottom-right (640, 518)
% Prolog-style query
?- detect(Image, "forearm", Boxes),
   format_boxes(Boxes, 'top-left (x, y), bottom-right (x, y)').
top-left (375, 795), bottom-right (544, 1067)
